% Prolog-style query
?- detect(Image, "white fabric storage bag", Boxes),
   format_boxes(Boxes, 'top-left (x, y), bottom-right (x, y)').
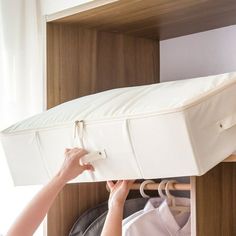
top-left (1, 120), bottom-right (143, 185)
top-left (184, 80), bottom-right (236, 174)
top-left (1, 72), bottom-right (236, 185)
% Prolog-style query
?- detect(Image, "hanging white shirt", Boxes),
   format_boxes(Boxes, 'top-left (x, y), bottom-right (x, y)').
top-left (122, 198), bottom-right (191, 236)
top-left (122, 197), bottom-right (163, 226)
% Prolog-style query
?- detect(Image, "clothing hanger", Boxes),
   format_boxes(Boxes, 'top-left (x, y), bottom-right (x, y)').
top-left (165, 180), bottom-right (190, 213)
top-left (139, 180), bottom-right (155, 198)
top-left (157, 179), bottom-right (169, 200)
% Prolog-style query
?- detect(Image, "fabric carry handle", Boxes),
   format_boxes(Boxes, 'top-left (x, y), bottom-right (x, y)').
top-left (219, 112), bottom-right (236, 131)
top-left (80, 151), bottom-right (107, 164)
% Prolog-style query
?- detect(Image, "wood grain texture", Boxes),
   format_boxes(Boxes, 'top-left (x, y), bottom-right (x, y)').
top-left (46, 23), bottom-right (159, 236)
top-left (47, 183), bottom-right (109, 235)
top-left (47, 23), bottom-right (159, 108)
top-left (223, 154), bottom-right (236, 162)
top-left (190, 177), bottom-right (197, 236)
top-left (194, 163), bottom-right (236, 235)
top-left (51, 0), bottom-right (236, 40)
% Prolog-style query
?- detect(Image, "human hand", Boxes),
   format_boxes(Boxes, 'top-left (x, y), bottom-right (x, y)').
top-left (57, 148), bottom-right (94, 184)
top-left (107, 180), bottom-right (134, 209)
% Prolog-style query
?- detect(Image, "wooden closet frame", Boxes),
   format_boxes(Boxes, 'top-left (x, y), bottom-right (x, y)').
top-left (44, 1), bottom-right (236, 235)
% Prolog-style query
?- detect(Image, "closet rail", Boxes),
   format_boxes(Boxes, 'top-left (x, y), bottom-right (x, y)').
top-left (106, 182), bottom-right (191, 191)
top-left (130, 183), bottom-right (191, 191)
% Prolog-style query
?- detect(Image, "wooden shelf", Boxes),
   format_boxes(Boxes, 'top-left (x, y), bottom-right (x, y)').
top-left (49, 0), bottom-right (236, 40)
top-left (223, 154), bottom-right (236, 162)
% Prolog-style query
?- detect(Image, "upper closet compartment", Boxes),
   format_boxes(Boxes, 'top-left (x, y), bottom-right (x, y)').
top-left (2, 1), bottom-right (236, 186)
top-left (41, 2), bottom-right (236, 236)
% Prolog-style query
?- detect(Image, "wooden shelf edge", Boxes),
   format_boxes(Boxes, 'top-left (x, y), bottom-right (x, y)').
top-left (223, 154), bottom-right (236, 162)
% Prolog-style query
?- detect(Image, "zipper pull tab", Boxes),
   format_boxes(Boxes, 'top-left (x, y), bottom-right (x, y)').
top-left (74, 120), bottom-right (85, 148)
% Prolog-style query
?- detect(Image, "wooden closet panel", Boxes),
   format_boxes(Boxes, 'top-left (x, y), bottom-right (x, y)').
top-left (47, 23), bottom-right (159, 236)
top-left (47, 24), bottom-right (98, 108)
top-left (96, 31), bottom-right (159, 91)
top-left (194, 163), bottom-right (236, 235)
top-left (47, 183), bottom-right (108, 235)
top-left (47, 23), bottom-right (159, 108)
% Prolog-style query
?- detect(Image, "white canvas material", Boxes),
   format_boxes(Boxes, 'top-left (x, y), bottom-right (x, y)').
top-left (1, 72), bottom-right (236, 185)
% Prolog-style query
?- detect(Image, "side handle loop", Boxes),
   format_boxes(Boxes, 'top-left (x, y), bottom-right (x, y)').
top-left (218, 112), bottom-right (236, 131)
top-left (80, 150), bottom-right (107, 164)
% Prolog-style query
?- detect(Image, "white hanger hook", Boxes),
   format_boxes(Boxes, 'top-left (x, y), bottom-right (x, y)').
top-left (158, 180), bottom-right (168, 199)
top-left (165, 180), bottom-right (177, 206)
top-left (140, 180), bottom-right (155, 198)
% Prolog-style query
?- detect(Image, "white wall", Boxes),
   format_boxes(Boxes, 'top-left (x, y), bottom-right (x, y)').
top-left (40, 0), bottom-right (117, 16)
top-left (160, 25), bottom-right (236, 82)
top-left (40, 0), bottom-right (93, 15)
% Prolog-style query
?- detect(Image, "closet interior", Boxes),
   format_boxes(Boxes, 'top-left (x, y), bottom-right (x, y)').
top-left (46, 1), bottom-right (236, 235)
